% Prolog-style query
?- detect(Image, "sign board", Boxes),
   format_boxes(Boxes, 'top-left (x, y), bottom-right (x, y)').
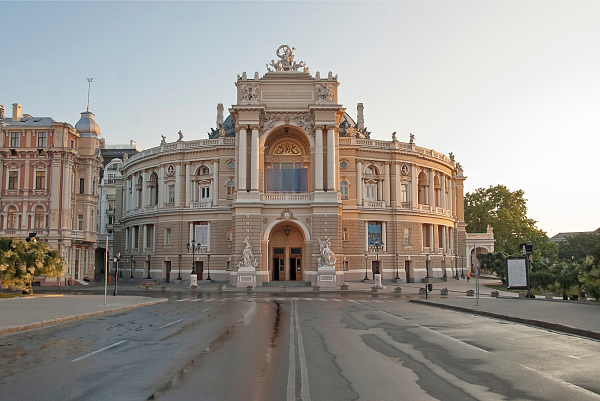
top-left (195, 225), bottom-right (208, 247)
top-left (506, 257), bottom-right (528, 289)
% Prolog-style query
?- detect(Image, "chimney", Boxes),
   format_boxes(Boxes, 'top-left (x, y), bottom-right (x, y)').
top-left (0, 105), bottom-right (4, 119)
top-left (12, 103), bottom-right (21, 121)
top-left (357, 103), bottom-right (364, 129)
top-left (217, 103), bottom-right (224, 127)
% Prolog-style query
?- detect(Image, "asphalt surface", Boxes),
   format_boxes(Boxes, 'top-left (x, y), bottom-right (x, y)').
top-left (1, 292), bottom-right (599, 401)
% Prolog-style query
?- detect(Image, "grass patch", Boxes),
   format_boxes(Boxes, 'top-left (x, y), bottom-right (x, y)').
top-left (484, 285), bottom-right (522, 294)
top-left (0, 293), bottom-right (30, 299)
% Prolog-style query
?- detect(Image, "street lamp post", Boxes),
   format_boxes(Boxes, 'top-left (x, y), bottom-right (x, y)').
top-left (186, 240), bottom-right (200, 287)
top-left (443, 253), bottom-right (447, 279)
top-left (177, 254), bottom-right (182, 281)
top-left (113, 253), bottom-right (120, 296)
top-left (363, 253), bottom-right (368, 281)
top-left (369, 239), bottom-right (384, 288)
top-left (146, 255), bottom-right (152, 279)
top-left (461, 255), bottom-right (465, 279)
top-left (206, 253), bottom-right (212, 281)
top-left (395, 253), bottom-right (400, 282)
top-left (129, 255), bottom-right (135, 279)
top-left (425, 253), bottom-right (430, 278)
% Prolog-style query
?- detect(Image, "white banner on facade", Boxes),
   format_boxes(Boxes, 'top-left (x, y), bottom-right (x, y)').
top-left (195, 225), bottom-right (208, 247)
top-left (506, 258), bottom-right (527, 288)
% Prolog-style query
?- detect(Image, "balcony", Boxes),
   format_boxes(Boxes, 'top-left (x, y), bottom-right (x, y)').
top-left (261, 193), bottom-right (313, 204)
top-left (363, 201), bottom-right (385, 209)
top-left (190, 201), bottom-right (213, 209)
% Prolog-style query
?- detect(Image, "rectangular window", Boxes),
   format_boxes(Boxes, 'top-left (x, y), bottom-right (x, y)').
top-left (226, 227), bottom-right (232, 241)
top-left (401, 184), bottom-right (408, 203)
top-left (200, 187), bottom-right (210, 200)
top-left (8, 171), bottom-right (18, 189)
top-left (226, 261), bottom-right (231, 271)
top-left (404, 228), bottom-right (411, 246)
top-left (79, 178), bottom-right (85, 194)
top-left (10, 132), bottom-right (19, 147)
top-left (226, 182), bottom-right (235, 199)
top-left (77, 215), bottom-right (83, 231)
top-left (367, 223), bottom-right (382, 247)
top-left (272, 163), bottom-right (279, 169)
top-left (343, 261), bottom-right (349, 271)
top-left (165, 228), bottom-right (171, 245)
top-left (108, 216), bottom-right (114, 225)
top-left (35, 171), bottom-right (46, 189)
top-left (37, 132), bottom-right (47, 147)
top-left (70, 139), bottom-right (75, 149)
top-left (342, 227), bottom-right (349, 242)
top-left (168, 185), bottom-right (175, 203)
top-left (266, 168), bottom-right (309, 193)
top-left (146, 225), bottom-right (154, 248)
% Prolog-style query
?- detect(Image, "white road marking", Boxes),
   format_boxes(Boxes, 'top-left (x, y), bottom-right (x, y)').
top-left (294, 301), bottom-right (311, 401)
top-left (318, 298), bottom-right (327, 301)
top-left (201, 308), bottom-right (211, 313)
top-left (567, 354), bottom-right (595, 360)
top-left (376, 310), bottom-right (488, 353)
top-left (519, 364), bottom-right (600, 399)
top-left (190, 299), bottom-right (203, 302)
top-left (292, 297), bottom-right (299, 301)
top-left (159, 319), bottom-right (183, 329)
top-left (176, 298), bottom-right (191, 302)
top-left (203, 299), bottom-right (216, 302)
top-left (277, 298), bottom-right (285, 301)
top-left (286, 301), bottom-right (296, 401)
top-left (332, 299), bottom-right (341, 302)
top-left (373, 300), bottom-right (384, 303)
top-left (72, 341), bottom-right (126, 362)
top-left (305, 298), bottom-right (312, 301)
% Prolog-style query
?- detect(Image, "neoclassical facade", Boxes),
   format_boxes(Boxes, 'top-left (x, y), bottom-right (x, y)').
top-left (118, 46), bottom-right (469, 285)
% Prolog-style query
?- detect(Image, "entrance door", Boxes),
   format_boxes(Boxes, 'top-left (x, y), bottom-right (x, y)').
top-left (195, 261), bottom-right (203, 280)
top-left (165, 261), bottom-right (171, 283)
top-left (289, 248), bottom-right (302, 281)
top-left (273, 248), bottom-right (285, 281)
top-left (371, 260), bottom-right (380, 276)
top-left (405, 260), bottom-right (411, 282)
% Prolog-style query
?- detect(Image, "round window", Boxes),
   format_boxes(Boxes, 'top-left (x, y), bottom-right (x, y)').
top-left (340, 161), bottom-right (348, 169)
top-left (227, 161), bottom-right (235, 169)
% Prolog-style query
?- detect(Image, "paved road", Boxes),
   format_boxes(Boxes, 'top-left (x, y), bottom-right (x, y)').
top-left (1, 293), bottom-right (598, 400)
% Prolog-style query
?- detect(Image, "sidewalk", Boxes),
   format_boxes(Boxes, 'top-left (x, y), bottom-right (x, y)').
top-left (0, 295), bottom-right (167, 336)
top-left (410, 297), bottom-right (600, 340)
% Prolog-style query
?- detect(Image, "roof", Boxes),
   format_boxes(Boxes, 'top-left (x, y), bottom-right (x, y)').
top-left (0, 117), bottom-right (56, 127)
top-left (550, 230), bottom-right (598, 243)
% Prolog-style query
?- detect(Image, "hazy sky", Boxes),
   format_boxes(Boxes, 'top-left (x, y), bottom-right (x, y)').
top-left (2, 1), bottom-right (599, 235)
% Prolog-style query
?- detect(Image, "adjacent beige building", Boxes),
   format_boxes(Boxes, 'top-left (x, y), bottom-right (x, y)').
top-left (0, 103), bottom-right (102, 285)
top-left (117, 46), bottom-right (471, 286)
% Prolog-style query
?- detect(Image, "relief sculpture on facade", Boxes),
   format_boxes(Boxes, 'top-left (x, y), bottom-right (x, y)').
top-left (293, 114), bottom-right (314, 137)
top-left (240, 83), bottom-right (259, 105)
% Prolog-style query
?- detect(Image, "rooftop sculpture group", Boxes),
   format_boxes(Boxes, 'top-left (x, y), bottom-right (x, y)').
top-left (267, 45), bottom-right (309, 73)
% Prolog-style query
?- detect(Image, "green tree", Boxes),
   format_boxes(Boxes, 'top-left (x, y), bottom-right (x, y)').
top-left (477, 252), bottom-right (508, 283)
top-left (550, 261), bottom-right (580, 299)
top-left (557, 233), bottom-right (600, 262)
top-left (0, 238), bottom-right (63, 294)
top-left (465, 185), bottom-right (557, 262)
top-left (579, 244), bottom-right (600, 300)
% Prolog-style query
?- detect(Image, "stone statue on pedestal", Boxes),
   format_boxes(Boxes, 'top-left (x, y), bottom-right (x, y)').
top-left (317, 238), bottom-right (336, 267)
top-left (238, 236), bottom-right (258, 269)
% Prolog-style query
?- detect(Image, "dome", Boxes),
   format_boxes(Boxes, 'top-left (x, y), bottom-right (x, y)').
top-left (75, 111), bottom-right (100, 137)
top-left (341, 112), bottom-right (356, 126)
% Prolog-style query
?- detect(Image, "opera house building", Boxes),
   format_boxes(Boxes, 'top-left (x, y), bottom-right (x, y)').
top-left (117, 46), bottom-right (470, 287)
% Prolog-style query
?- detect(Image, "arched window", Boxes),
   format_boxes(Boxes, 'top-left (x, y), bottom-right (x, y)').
top-left (7, 206), bottom-right (17, 229)
top-left (197, 166), bottom-right (210, 176)
top-left (340, 181), bottom-right (349, 199)
top-left (136, 176), bottom-right (143, 208)
top-left (418, 172), bottom-right (428, 205)
top-left (434, 175), bottom-right (440, 208)
top-left (365, 166), bottom-right (374, 175)
top-left (149, 172), bottom-right (159, 206)
top-left (226, 181), bottom-right (235, 199)
top-left (34, 206), bottom-right (44, 229)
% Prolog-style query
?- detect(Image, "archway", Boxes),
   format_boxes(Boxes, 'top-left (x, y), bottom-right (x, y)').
top-left (268, 222), bottom-right (306, 281)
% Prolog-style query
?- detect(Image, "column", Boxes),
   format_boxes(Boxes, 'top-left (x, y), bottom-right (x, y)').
top-left (131, 226), bottom-right (135, 250)
top-left (394, 163), bottom-right (401, 207)
top-left (207, 222), bottom-right (211, 252)
top-left (175, 164), bottom-right (181, 207)
top-left (125, 228), bottom-right (129, 251)
top-left (440, 174), bottom-right (446, 210)
top-left (428, 170), bottom-right (435, 211)
top-left (185, 163), bottom-right (191, 207)
top-left (364, 221), bottom-right (369, 252)
top-left (238, 126), bottom-right (247, 191)
top-left (442, 226), bottom-right (447, 252)
top-left (356, 160), bottom-right (363, 206)
top-left (384, 163), bottom-right (391, 207)
top-left (213, 160), bottom-right (219, 206)
top-left (158, 166), bottom-right (165, 207)
top-left (315, 127), bottom-right (323, 191)
top-left (327, 126), bottom-right (335, 191)
top-left (411, 165), bottom-right (418, 209)
top-left (143, 225), bottom-right (148, 252)
top-left (250, 126), bottom-right (259, 191)
top-left (382, 221), bottom-right (387, 252)
top-left (448, 178), bottom-right (454, 214)
top-left (141, 171), bottom-right (147, 208)
top-left (189, 222), bottom-right (194, 243)
top-left (431, 224), bottom-right (436, 253)
top-left (153, 224), bottom-right (156, 252)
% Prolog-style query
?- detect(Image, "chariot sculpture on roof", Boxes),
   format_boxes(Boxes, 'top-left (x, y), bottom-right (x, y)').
top-left (267, 45), bottom-right (309, 73)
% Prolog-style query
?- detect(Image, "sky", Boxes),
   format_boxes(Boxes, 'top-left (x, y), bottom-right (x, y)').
top-left (2, 1), bottom-right (599, 236)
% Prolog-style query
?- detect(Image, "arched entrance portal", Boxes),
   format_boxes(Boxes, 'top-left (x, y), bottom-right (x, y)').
top-left (268, 223), bottom-right (306, 281)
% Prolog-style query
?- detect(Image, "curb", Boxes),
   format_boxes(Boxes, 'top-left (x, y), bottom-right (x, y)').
top-left (409, 299), bottom-right (600, 341)
top-left (0, 298), bottom-right (168, 336)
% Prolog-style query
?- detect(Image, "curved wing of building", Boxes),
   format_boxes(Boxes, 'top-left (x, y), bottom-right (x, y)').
top-left (118, 46), bottom-right (468, 287)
